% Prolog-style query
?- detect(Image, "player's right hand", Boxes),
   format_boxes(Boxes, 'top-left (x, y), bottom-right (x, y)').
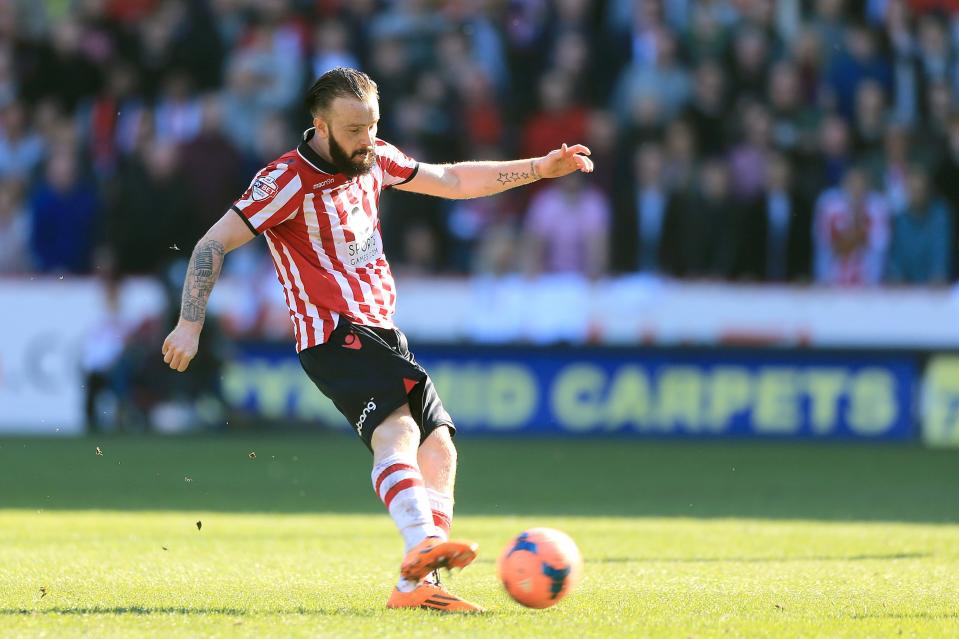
top-left (162, 324), bottom-right (201, 372)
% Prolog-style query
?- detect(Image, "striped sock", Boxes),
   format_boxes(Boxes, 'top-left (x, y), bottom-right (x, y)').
top-left (372, 454), bottom-right (439, 552)
top-left (427, 488), bottom-right (453, 540)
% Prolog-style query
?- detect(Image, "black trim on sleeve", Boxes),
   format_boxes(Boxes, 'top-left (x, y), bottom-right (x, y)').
top-left (388, 162), bottom-right (419, 189)
top-left (231, 205), bottom-right (260, 236)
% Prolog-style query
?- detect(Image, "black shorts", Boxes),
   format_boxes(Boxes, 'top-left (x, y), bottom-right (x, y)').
top-left (298, 317), bottom-right (454, 452)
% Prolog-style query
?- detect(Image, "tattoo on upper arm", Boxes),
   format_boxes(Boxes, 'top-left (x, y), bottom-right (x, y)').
top-left (181, 239), bottom-right (225, 323)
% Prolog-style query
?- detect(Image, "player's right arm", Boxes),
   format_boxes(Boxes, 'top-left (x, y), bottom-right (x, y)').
top-left (161, 211), bottom-right (255, 372)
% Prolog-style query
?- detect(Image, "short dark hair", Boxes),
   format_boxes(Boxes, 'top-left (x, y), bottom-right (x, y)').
top-left (305, 67), bottom-right (378, 117)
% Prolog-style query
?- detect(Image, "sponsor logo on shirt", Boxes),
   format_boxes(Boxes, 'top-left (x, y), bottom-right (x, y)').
top-left (345, 206), bottom-right (382, 266)
top-left (313, 178), bottom-right (335, 190)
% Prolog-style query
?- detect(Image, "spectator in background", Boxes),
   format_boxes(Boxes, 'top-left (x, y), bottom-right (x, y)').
top-left (683, 2), bottom-right (729, 64)
top-left (911, 14), bottom-right (955, 119)
top-left (933, 114), bottom-right (959, 272)
top-left (177, 98), bottom-right (246, 247)
top-left (550, 30), bottom-right (595, 105)
top-left (810, 0), bottom-right (846, 68)
top-left (662, 118), bottom-right (697, 192)
top-left (153, 72), bottom-right (203, 144)
top-left (0, 101), bottom-right (44, 179)
top-left (455, 66), bottom-right (502, 154)
top-left (82, 276), bottom-right (131, 432)
top-left (219, 55), bottom-right (278, 155)
top-left (825, 21), bottom-right (892, 120)
top-left (851, 79), bottom-right (888, 156)
top-left (767, 60), bottom-right (817, 155)
top-left (734, 153), bottom-right (812, 282)
top-left (311, 19), bottom-right (360, 78)
top-left (0, 179), bottom-right (30, 273)
top-left (728, 102), bottom-right (772, 202)
top-left (682, 60), bottom-right (728, 157)
top-left (673, 158), bottom-right (736, 278)
top-left (29, 152), bottom-right (99, 274)
top-left (20, 19), bottom-right (100, 111)
top-left (814, 166), bottom-right (890, 286)
top-left (728, 25), bottom-right (771, 103)
top-left (791, 27), bottom-right (826, 104)
top-left (105, 141), bottom-right (189, 275)
top-left (84, 63), bottom-right (147, 175)
top-left (798, 113), bottom-right (852, 199)
top-left (521, 70), bottom-right (588, 158)
top-left (887, 166), bottom-right (952, 283)
top-left (919, 80), bottom-right (954, 151)
top-left (613, 29), bottom-right (690, 124)
top-left (524, 171), bottom-right (610, 279)
top-left (612, 143), bottom-right (681, 275)
top-left (868, 123), bottom-right (917, 214)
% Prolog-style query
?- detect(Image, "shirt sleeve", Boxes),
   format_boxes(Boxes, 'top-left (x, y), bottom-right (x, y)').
top-left (375, 139), bottom-right (419, 189)
top-left (231, 162), bottom-right (304, 235)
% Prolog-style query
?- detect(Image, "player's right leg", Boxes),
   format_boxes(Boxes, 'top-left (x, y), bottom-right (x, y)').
top-left (418, 425), bottom-right (456, 540)
top-left (371, 406), bottom-right (483, 612)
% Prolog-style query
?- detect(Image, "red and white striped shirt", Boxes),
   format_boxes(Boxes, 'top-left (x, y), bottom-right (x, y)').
top-left (232, 128), bottom-right (419, 351)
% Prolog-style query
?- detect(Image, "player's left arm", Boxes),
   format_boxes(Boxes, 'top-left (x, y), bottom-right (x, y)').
top-left (396, 143), bottom-right (593, 199)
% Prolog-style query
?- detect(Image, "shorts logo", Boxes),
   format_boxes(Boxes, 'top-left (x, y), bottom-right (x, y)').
top-left (343, 332), bottom-right (362, 350)
top-left (355, 398), bottom-right (376, 436)
top-left (251, 175), bottom-right (278, 201)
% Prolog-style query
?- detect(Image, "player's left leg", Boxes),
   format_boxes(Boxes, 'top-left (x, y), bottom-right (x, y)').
top-left (417, 425), bottom-right (456, 540)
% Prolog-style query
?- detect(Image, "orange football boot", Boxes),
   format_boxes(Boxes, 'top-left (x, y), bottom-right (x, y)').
top-left (386, 582), bottom-right (484, 612)
top-left (400, 536), bottom-right (478, 581)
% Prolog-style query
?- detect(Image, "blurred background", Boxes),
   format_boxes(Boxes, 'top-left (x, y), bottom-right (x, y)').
top-left (2, 0), bottom-right (959, 449)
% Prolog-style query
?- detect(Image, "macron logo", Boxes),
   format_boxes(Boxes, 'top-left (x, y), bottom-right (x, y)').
top-left (355, 398), bottom-right (376, 436)
top-left (313, 178), bottom-right (335, 189)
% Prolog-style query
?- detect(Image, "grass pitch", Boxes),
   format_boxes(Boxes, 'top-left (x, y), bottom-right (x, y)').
top-left (0, 435), bottom-right (957, 638)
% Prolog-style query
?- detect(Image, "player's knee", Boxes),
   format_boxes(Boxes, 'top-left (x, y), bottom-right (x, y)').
top-left (371, 412), bottom-right (420, 455)
top-left (422, 426), bottom-right (456, 468)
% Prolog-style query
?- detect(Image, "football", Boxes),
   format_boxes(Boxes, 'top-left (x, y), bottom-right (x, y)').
top-left (497, 527), bottom-right (584, 608)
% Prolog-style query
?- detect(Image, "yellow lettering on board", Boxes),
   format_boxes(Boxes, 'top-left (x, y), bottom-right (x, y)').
top-left (706, 367), bottom-right (752, 431)
top-left (551, 364), bottom-right (605, 432)
top-left (754, 368), bottom-right (799, 433)
top-left (605, 366), bottom-right (652, 431)
top-left (487, 364), bottom-right (538, 430)
top-left (430, 364), bottom-right (483, 424)
top-left (804, 369), bottom-right (846, 434)
top-left (656, 367), bottom-right (703, 431)
top-left (221, 361), bottom-right (293, 419)
top-left (847, 368), bottom-right (896, 436)
top-left (921, 356), bottom-right (959, 447)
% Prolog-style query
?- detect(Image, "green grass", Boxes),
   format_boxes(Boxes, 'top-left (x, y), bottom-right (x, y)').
top-left (0, 435), bottom-right (958, 638)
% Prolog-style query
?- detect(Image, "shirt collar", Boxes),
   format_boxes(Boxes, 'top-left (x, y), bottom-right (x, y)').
top-left (297, 127), bottom-right (339, 175)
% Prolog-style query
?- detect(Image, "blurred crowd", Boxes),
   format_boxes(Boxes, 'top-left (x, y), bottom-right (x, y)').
top-left (3, 0), bottom-right (959, 291)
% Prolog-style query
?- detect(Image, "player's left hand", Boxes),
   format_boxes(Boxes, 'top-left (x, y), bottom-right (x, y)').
top-left (535, 143), bottom-right (594, 179)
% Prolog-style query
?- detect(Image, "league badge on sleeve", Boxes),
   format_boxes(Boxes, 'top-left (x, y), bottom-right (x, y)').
top-left (251, 175), bottom-right (279, 201)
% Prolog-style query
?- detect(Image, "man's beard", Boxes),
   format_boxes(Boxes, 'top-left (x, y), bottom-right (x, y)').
top-left (328, 130), bottom-right (375, 177)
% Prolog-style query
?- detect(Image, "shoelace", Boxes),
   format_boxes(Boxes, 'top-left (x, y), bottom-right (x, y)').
top-left (426, 569), bottom-right (442, 589)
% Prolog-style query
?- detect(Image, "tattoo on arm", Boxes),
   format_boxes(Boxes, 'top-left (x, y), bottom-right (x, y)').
top-left (180, 239), bottom-right (225, 323)
top-left (495, 171), bottom-right (533, 186)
